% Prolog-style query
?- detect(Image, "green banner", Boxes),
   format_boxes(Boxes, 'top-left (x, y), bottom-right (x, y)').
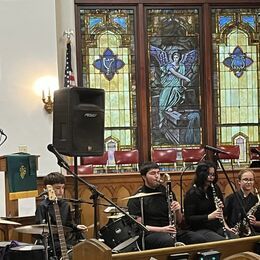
top-left (6, 153), bottom-right (38, 200)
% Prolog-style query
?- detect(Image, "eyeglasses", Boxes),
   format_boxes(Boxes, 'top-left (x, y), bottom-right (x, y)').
top-left (208, 173), bottom-right (215, 177)
top-left (241, 178), bottom-right (254, 183)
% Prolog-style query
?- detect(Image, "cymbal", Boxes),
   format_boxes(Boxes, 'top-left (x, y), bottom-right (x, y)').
top-left (104, 206), bottom-right (128, 214)
top-left (15, 224), bottom-right (72, 235)
top-left (0, 218), bottom-right (21, 225)
top-left (107, 213), bottom-right (125, 219)
top-left (121, 192), bottom-right (162, 200)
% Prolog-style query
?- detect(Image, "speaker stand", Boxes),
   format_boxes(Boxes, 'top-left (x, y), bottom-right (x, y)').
top-left (73, 156), bottom-right (81, 225)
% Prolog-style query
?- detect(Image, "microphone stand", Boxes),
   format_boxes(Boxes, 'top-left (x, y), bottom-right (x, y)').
top-left (48, 145), bottom-right (148, 240)
top-left (46, 205), bottom-right (57, 259)
top-left (214, 152), bottom-right (255, 236)
top-left (73, 156), bottom-right (81, 225)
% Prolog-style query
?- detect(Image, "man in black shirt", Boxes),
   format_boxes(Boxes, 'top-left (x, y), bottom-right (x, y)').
top-left (127, 161), bottom-right (206, 250)
top-left (224, 169), bottom-right (260, 237)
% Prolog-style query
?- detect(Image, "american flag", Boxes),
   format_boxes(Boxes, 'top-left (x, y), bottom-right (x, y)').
top-left (64, 40), bottom-right (76, 87)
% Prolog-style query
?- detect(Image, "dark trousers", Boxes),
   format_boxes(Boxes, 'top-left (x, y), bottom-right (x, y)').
top-left (194, 227), bottom-right (238, 242)
top-left (142, 229), bottom-right (207, 250)
top-left (143, 232), bottom-right (175, 250)
top-left (177, 230), bottom-right (207, 244)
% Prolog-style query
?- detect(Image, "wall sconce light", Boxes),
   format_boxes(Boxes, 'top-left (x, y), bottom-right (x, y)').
top-left (42, 88), bottom-right (53, 113)
top-left (34, 76), bottom-right (58, 114)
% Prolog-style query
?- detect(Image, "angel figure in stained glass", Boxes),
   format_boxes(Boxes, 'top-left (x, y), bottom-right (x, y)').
top-left (150, 45), bottom-right (198, 128)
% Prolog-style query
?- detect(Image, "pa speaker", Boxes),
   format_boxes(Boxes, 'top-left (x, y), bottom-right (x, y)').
top-left (53, 87), bottom-right (105, 156)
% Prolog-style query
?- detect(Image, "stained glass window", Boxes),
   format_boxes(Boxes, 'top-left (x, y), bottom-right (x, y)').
top-left (212, 9), bottom-right (260, 163)
top-left (79, 8), bottom-right (137, 151)
top-left (147, 8), bottom-right (201, 147)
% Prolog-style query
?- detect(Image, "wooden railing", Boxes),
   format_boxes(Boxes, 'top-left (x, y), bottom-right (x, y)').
top-left (73, 235), bottom-right (260, 260)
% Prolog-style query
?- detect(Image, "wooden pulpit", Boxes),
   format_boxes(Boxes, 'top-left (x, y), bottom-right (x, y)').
top-left (0, 154), bottom-right (39, 241)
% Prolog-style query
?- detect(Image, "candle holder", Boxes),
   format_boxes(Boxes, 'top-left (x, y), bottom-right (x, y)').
top-left (42, 89), bottom-right (53, 113)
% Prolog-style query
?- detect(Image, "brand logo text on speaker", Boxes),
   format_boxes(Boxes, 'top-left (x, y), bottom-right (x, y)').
top-left (84, 113), bottom-right (98, 118)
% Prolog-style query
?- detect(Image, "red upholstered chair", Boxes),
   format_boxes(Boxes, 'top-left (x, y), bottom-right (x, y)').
top-left (80, 152), bottom-right (108, 173)
top-left (249, 146), bottom-right (260, 168)
top-left (151, 149), bottom-right (177, 171)
top-left (69, 164), bottom-right (93, 175)
top-left (182, 147), bottom-right (206, 168)
top-left (249, 146), bottom-right (260, 161)
top-left (114, 150), bottom-right (139, 172)
top-left (216, 145), bottom-right (240, 168)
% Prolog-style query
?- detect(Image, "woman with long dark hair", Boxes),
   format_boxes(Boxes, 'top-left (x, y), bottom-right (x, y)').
top-left (184, 161), bottom-right (237, 241)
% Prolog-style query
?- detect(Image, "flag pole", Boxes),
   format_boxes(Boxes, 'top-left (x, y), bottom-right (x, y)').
top-left (63, 29), bottom-right (76, 88)
top-left (63, 29), bottom-right (80, 225)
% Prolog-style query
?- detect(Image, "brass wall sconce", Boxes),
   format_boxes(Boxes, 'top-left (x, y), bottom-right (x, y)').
top-left (34, 76), bottom-right (58, 114)
top-left (42, 88), bottom-right (53, 113)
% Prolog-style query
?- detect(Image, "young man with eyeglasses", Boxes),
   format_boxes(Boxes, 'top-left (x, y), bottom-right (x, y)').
top-left (224, 169), bottom-right (260, 237)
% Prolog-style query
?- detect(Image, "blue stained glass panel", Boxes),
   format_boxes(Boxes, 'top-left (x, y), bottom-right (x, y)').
top-left (89, 17), bottom-right (102, 29)
top-left (241, 15), bottom-right (256, 29)
top-left (219, 16), bottom-right (233, 28)
top-left (113, 17), bottom-right (127, 29)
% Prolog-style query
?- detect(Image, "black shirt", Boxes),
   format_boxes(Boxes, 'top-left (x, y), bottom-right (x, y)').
top-left (35, 198), bottom-right (76, 229)
top-left (184, 184), bottom-right (224, 232)
top-left (127, 184), bottom-right (176, 227)
top-left (224, 190), bottom-right (260, 232)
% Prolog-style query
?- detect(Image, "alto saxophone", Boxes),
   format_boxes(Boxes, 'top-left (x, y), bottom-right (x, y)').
top-left (235, 188), bottom-right (260, 237)
top-left (211, 183), bottom-right (229, 239)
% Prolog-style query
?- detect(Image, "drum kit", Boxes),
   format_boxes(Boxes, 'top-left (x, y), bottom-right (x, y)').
top-left (0, 219), bottom-right (46, 260)
top-left (0, 192), bottom-right (160, 256)
top-left (0, 218), bottom-right (72, 260)
top-left (99, 191), bottom-right (162, 253)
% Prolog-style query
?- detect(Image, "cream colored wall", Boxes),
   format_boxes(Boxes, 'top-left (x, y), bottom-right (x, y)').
top-left (0, 0), bottom-right (76, 215)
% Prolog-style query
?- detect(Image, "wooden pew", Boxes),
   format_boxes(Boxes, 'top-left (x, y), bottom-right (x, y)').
top-left (73, 235), bottom-right (260, 260)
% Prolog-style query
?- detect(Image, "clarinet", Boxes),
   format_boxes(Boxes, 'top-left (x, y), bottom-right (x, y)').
top-left (164, 173), bottom-right (177, 242)
top-left (235, 188), bottom-right (260, 237)
top-left (211, 183), bottom-right (229, 239)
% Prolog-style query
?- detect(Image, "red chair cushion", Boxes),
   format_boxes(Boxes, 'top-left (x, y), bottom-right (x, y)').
top-left (69, 165), bottom-right (93, 174)
top-left (182, 148), bottom-right (206, 162)
top-left (250, 146), bottom-right (260, 160)
top-left (114, 150), bottom-right (139, 164)
top-left (81, 152), bottom-right (108, 166)
top-left (152, 149), bottom-right (177, 163)
top-left (217, 145), bottom-right (240, 159)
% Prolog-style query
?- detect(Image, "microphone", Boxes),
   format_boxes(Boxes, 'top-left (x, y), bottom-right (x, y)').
top-left (47, 144), bottom-right (69, 168)
top-left (0, 129), bottom-right (7, 147)
top-left (205, 145), bottom-right (229, 155)
top-left (251, 148), bottom-right (260, 156)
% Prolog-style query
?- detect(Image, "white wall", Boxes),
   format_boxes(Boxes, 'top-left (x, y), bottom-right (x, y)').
top-left (0, 0), bottom-right (76, 215)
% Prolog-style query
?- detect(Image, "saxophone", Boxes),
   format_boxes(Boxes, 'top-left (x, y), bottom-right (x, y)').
top-left (211, 183), bottom-right (229, 239)
top-left (235, 188), bottom-right (260, 237)
top-left (164, 173), bottom-right (177, 242)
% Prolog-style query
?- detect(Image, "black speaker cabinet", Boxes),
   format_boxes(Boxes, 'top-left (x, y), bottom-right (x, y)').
top-left (53, 87), bottom-right (105, 156)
